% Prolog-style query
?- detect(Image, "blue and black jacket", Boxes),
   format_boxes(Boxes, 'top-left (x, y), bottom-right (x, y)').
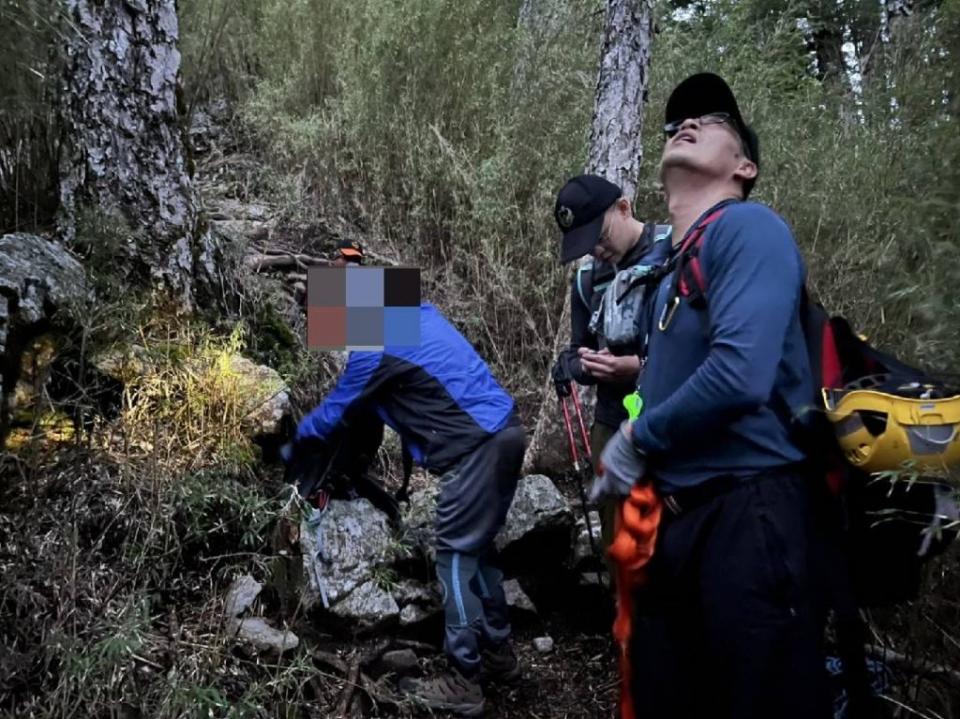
top-left (296, 303), bottom-right (518, 474)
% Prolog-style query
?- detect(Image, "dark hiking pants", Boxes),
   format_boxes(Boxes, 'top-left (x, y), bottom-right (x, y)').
top-left (628, 468), bottom-right (833, 719)
top-left (434, 422), bottom-right (525, 677)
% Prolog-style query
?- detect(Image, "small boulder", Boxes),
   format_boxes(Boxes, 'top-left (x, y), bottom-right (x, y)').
top-left (301, 499), bottom-right (392, 611)
top-left (392, 579), bottom-right (440, 607)
top-left (224, 574), bottom-right (299, 655)
top-left (379, 649), bottom-right (420, 675)
top-left (496, 475), bottom-right (575, 551)
top-left (533, 636), bottom-right (555, 654)
top-left (232, 617), bottom-right (299, 655)
top-left (227, 355), bottom-right (290, 436)
top-left (571, 510), bottom-right (603, 568)
top-left (225, 574), bottom-right (262, 617)
top-left (328, 579), bottom-right (400, 629)
top-left (503, 579), bottom-right (537, 616)
top-left (400, 603), bottom-right (435, 626)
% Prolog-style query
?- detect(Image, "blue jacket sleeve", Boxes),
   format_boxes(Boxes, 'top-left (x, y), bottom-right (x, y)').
top-left (295, 352), bottom-right (384, 442)
top-left (632, 206), bottom-right (803, 453)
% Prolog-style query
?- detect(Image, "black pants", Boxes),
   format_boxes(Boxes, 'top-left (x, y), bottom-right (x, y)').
top-left (629, 469), bottom-right (832, 719)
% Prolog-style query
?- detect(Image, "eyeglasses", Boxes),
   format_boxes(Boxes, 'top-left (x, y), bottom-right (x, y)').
top-left (663, 112), bottom-right (732, 138)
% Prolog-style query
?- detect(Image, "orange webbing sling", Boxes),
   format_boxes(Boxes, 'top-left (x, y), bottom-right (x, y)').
top-left (608, 482), bottom-right (663, 719)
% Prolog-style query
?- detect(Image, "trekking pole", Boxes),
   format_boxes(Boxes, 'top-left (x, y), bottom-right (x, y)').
top-left (556, 380), bottom-right (605, 586)
top-left (570, 384), bottom-right (592, 462)
top-left (559, 394), bottom-right (582, 470)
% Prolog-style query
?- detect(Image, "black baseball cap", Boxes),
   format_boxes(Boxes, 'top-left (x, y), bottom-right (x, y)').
top-left (665, 73), bottom-right (760, 196)
top-left (554, 174), bottom-right (622, 264)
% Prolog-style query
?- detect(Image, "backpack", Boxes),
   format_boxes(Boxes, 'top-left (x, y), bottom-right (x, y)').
top-left (659, 202), bottom-right (960, 607)
top-left (576, 223), bottom-right (672, 351)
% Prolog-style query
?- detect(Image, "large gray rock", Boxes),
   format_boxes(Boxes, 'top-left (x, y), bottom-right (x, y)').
top-left (328, 579), bottom-right (399, 628)
top-left (227, 356), bottom-right (290, 436)
top-left (401, 474), bottom-right (576, 567)
top-left (0, 236), bottom-right (88, 338)
top-left (495, 474), bottom-right (575, 553)
top-left (0, 234), bottom-right (89, 442)
top-left (301, 498), bottom-right (397, 628)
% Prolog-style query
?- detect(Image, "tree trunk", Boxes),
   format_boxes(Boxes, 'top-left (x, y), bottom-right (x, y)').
top-left (805, 1), bottom-right (849, 86)
top-left (523, 0), bottom-right (653, 476)
top-left (57, 0), bottom-right (219, 311)
top-left (585, 0), bottom-right (654, 199)
top-left (884, 0), bottom-right (914, 43)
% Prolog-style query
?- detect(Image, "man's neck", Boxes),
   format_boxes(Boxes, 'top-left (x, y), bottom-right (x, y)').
top-left (613, 218), bottom-right (647, 269)
top-left (627, 218), bottom-right (646, 249)
top-left (667, 184), bottom-right (742, 246)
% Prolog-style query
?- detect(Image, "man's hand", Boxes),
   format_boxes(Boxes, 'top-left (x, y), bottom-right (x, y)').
top-left (578, 347), bottom-right (641, 382)
top-left (551, 355), bottom-right (574, 398)
top-left (281, 436), bottom-right (331, 498)
top-left (589, 420), bottom-right (646, 503)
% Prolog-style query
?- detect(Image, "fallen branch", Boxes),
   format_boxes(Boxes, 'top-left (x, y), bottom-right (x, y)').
top-left (393, 638), bottom-right (437, 653)
top-left (336, 654), bottom-right (363, 717)
top-left (244, 253), bottom-right (331, 272)
top-left (362, 248), bottom-right (402, 267)
top-left (867, 644), bottom-right (960, 689)
top-left (167, 606), bottom-right (180, 659)
top-left (361, 673), bottom-right (402, 707)
top-left (312, 649), bottom-right (349, 674)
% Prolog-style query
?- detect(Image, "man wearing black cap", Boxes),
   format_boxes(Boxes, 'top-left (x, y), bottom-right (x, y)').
top-left (551, 174), bottom-right (670, 562)
top-left (592, 74), bottom-right (832, 717)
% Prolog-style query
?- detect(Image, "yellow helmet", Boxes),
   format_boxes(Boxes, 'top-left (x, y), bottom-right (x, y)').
top-left (823, 376), bottom-right (960, 473)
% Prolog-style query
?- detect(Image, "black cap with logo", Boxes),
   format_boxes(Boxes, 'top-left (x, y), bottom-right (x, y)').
top-left (665, 73), bottom-right (761, 197)
top-left (554, 174), bottom-right (622, 264)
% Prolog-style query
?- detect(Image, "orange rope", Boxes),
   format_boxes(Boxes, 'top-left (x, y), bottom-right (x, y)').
top-left (608, 482), bottom-right (662, 719)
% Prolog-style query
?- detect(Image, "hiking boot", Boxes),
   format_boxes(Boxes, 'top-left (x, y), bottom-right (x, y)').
top-left (480, 641), bottom-right (522, 684)
top-left (398, 669), bottom-right (485, 717)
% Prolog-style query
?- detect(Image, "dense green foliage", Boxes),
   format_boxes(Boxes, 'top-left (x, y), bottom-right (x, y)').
top-left (0, 0), bottom-right (65, 233)
top-left (178, 0), bottom-right (960, 405)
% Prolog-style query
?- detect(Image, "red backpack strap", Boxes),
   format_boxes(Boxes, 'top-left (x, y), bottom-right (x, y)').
top-left (677, 207), bottom-right (726, 304)
top-left (658, 207), bottom-right (727, 330)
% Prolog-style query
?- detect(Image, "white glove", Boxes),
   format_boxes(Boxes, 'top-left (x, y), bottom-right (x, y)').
top-left (589, 420), bottom-right (646, 503)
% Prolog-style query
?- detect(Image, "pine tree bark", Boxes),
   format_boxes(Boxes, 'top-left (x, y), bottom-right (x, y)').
top-left (57, 0), bottom-right (219, 311)
top-left (523, 0), bottom-right (653, 476)
top-left (585, 0), bottom-right (654, 199)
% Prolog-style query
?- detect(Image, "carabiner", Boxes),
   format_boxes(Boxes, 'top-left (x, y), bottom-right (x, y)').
top-left (658, 295), bottom-right (680, 331)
